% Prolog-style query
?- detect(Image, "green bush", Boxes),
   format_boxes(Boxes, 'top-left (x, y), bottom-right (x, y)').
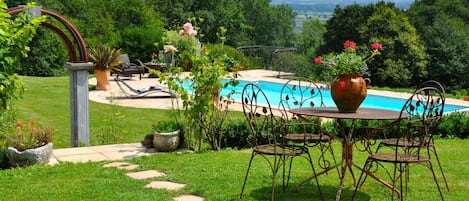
top-left (220, 119), bottom-right (252, 149)
top-left (437, 112), bottom-right (469, 139)
top-left (205, 43), bottom-right (245, 72)
top-left (116, 26), bottom-right (165, 61)
top-left (17, 27), bottom-right (69, 77)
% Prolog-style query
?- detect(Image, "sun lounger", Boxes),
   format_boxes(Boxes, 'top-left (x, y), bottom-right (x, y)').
top-left (114, 77), bottom-right (175, 98)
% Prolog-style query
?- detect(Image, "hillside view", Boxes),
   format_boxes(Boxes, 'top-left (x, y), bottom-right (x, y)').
top-left (275, 0), bottom-right (414, 31)
top-left (271, 0), bottom-right (413, 8)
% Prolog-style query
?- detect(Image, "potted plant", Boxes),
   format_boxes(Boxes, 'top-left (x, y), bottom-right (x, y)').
top-left (88, 45), bottom-right (123, 90)
top-left (313, 40), bottom-right (382, 113)
top-left (151, 120), bottom-right (181, 152)
top-left (5, 119), bottom-right (53, 167)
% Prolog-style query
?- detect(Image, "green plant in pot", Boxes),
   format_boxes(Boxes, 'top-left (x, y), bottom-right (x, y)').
top-left (151, 120), bottom-right (182, 152)
top-left (5, 119), bottom-right (53, 167)
top-left (89, 45), bottom-right (123, 90)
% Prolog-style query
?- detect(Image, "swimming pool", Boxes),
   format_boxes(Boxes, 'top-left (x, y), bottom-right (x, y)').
top-left (181, 79), bottom-right (467, 113)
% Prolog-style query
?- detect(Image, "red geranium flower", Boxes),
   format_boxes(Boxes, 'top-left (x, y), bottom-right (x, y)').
top-left (371, 43), bottom-right (382, 51)
top-left (314, 56), bottom-right (322, 64)
top-left (343, 40), bottom-right (356, 50)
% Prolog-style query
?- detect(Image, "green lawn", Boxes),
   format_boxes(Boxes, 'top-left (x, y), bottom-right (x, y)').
top-left (1, 76), bottom-right (466, 200)
top-left (16, 76), bottom-right (177, 148)
top-left (0, 139), bottom-right (467, 200)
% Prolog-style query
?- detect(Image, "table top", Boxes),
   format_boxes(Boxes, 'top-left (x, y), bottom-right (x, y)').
top-left (289, 107), bottom-right (408, 120)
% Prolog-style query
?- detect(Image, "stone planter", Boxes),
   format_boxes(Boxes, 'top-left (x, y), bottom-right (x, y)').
top-left (153, 130), bottom-right (180, 152)
top-left (8, 143), bottom-right (53, 167)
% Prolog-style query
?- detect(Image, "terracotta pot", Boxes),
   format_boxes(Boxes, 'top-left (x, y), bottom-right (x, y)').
top-left (330, 74), bottom-right (370, 113)
top-left (153, 130), bottom-right (180, 152)
top-left (94, 69), bottom-right (111, 90)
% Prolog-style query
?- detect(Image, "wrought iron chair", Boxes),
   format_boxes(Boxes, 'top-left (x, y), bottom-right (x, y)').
top-left (239, 83), bottom-right (324, 201)
top-left (278, 78), bottom-right (338, 178)
top-left (352, 86), bottom-right (445, 200)
top-left (375, 80), bottom-right (449, 191)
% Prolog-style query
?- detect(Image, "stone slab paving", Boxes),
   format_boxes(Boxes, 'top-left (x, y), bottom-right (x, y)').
top-left (102, 162), bottom-right (139, 170)
top-left (103, 162), bottom-right (204, 200)
top-left (126, 170), bottom-right (166, 180)
top-left (174, 195), bottom-right (204, 201)
top-left (145, 181), bottom-right (186, 191)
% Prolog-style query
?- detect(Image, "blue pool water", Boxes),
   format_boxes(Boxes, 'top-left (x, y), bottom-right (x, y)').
top-left (181, 79), bottom-right (467, 113)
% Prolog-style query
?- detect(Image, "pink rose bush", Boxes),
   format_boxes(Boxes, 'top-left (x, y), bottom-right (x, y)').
top-left (179, 22), bottom-right (198, 37)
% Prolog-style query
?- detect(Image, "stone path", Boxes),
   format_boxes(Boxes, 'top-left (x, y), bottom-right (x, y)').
top-left (103, 162), bottom-right (204, 201)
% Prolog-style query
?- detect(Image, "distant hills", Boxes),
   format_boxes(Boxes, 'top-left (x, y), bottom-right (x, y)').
top-left (271, 0), bottom-right (413, 9)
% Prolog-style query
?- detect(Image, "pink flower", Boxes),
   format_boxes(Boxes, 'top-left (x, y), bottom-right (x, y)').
top-left (183, 22), bottom-right (193, 32)
top-left (163, 45), bottom-right (178, 53)
top-left (314, 56), bottom-right (323, 64)
top-left (188, 29), bottom-right (197, 36)
top-left (371, 43), bottom-right (382, 51)
top-left (343, 40), bottom-right (356, 50)
top-left (339, 81), bottom-right (346, 91)
top-left (179, 22), bottom-right (197, 37)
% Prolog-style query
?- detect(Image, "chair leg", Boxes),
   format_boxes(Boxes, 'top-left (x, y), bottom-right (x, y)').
top-left (430, 146), bottom-right (450, 191)
top-left (352, 159), bottom-right (370, 200)
top-left (327, 142), bottom-right (341, 178)
top-left (427, 161), bottom-right (445, 201)
top-left (283, 156), bottom-right (294, 191)
top-left (240, 152), bottom-right (255, 199)
top-left (306, 149), bottom-right (325, 201)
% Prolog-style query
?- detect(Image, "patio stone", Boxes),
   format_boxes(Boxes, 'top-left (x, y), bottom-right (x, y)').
top-left (174, 195), bottom-right (204, 201)
top-left (126, 170), bottom-right (166, 180)
top-left (145, 181), bottom-right (186, 191)
top-left (103, 162), bottom-right (139, 170)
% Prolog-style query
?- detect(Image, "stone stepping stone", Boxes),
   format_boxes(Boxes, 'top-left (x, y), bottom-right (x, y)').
top-left (102, 162), bottom-right (139, 170)
top-left (126, 170), bottom-right (166, 180)
top-left (174, 195), bottom-right (204, 201)
top-left (145, 181), bottom-right (186, 191)
top-left (103, 162), bottom-right (131, 168)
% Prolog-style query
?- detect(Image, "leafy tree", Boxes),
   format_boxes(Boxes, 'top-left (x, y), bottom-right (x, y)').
top-left (0, 2), bottom-right (45, 115)
top-left (407, 0), bottom-right (469, 91)
top-left (318, 3), bottom-right (377, 54)
top-left (422, 15), bottom-right (469, 91)
top-left (270, 4), bottom-right (296, 47)
top-left (116, 26), bottom-right (165, 62)
top-left (297, 18), bottom-right (326, 58)
top-left (17, 27), bottom-right (69, 76)
top-left (360, 6), bottom-right (427, 87)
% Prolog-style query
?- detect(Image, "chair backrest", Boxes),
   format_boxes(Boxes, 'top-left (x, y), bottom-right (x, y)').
top-left (415, 80), bottom-right (446, 96)
top-left (396, 85), bottom-right (445, 153)
top-left (278, 77), bottom-right (325, 120)
top-left (119, 54), bottom-right (131, 65)
top-left (242, 83), bottom-right (283, 147)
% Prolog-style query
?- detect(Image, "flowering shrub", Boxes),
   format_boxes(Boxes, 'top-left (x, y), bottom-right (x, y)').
top-left (179, 22), bottom-right (198, 37)
top-left (6, 120), bottom-right (52, 151)
top-left (161, 22), bottom-right (202, 70)
top-left (157, 22), bottom-right (239, 151)
top-left (314, 40), bottom-right (382, 78)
